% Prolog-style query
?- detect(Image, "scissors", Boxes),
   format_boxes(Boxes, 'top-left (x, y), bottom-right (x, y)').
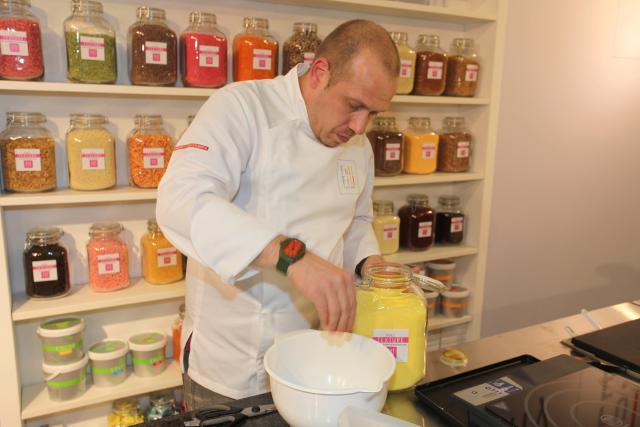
top-left (183, 404), bottom-right (277, 426)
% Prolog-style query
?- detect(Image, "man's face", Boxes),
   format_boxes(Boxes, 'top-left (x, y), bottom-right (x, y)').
top-left (310, 51), bottom-right (398, 148)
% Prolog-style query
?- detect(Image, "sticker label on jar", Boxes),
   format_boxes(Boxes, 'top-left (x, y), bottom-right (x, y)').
top-left (400, 59), bottom-right (413, 78)
top-left (81, 148), bottom-right (106, 170)
top-left (32, 260), bottom-right (58, 282)
top-left (373, 329), bottom-right (409, 362)
top-left (157, 247), bottom-right (178, 267)
top-left (385, 143), bottom-right (401, 161)
top-left (418, 221), bottom-right (433, 238)
top-left (451, 217), bottom-right (464, 233)
top-left (427, 61), bottom-right (443, 79)
top-left (383, 224), bottom-right (398, 241)
top-left (456, 141), bottom-right (470, 158)
top-left (143, 148), bottom-right (165, 169)
top-left (145, 41), bottom-right (168, 65)
top-left (465, 64), bottom-right (479, 82)
top-left (337, 159), bottom-right (358, 195)
top-left (198, 45), bottom-right (219, 68)
top-left (14, 148), bottom-right (41, 172)
top-left (97, 253), bottom-right (121, 275)
top-left (421, 143), bottom-right (436, 160)
top-left (252, 49), bottom-right (272, 70)
top-left (0, 30), bottom-right (29, 56)
top-left (303, 52), bottom-right (315, 65)
top-left (80, 35), bottom-right (105, 61)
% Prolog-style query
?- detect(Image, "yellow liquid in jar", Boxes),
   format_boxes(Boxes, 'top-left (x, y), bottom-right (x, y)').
top-left (397, 45), bottom-right (416, 95)
top-left (403, 130), bottom-right (439, 174)
top-left (372, 215), bottom-right (400, 255)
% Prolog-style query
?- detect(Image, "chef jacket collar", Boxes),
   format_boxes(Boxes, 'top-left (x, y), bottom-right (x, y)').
top-left (288, 63), bottom-right (316, 139)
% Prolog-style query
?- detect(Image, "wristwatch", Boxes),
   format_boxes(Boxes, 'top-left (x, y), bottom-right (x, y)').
top-left (276, 238), bottom-right (306, 275)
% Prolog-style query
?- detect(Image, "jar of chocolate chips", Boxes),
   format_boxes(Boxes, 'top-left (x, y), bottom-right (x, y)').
top-left (367, 116), bottom-right (404, 177)
top-left (438, 117), bottom-right (472, 173)
top-left (282, 22), bottom-right (321, 74)
top-left (445, 38), bottom-right (480, 97)
top-left (23, 226), bottom-right (71, 299)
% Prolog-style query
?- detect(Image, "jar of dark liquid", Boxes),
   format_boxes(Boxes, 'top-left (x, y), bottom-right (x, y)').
top-left (367, 116), bottom-right (404, 177)
top-left (23, 226), bottom-right (71, 298)
top-left (435, 195), bottom-right (465, 244)
top-left (398, 193), bottom-right (435, 251)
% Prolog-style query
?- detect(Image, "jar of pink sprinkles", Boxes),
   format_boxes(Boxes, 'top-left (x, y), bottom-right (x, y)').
top-left (87, 222), bottom-right (129, 292)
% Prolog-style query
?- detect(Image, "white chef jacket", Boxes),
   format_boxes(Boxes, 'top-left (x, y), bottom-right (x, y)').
top-left (156, 64), bottom-right (380, 399)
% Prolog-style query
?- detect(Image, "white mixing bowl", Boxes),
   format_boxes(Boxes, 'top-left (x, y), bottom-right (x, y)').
top-left (264, 329), bottom-right (396, 427)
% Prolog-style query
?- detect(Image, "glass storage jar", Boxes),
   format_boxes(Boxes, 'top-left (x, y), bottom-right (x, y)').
top-left (233, 17), bottom-right (278, 81)
top-left (403, 117), bottom-right (438, 174)
top-left (282, 22), bottom-right (321, 75)
top-left (23, 226), bottom-right (71, 298)
top-left (87, 222), bottom-right (130, 292)
top-left (63, 0), bottom-right (117, 84)
top-left (389, 31), bottom-right (415, 95)
top-left (413, 34), bottom-right (447, 96)
top-left (367, 116), bottom-right (403, 177)
top-left (0, 112), bottom-right (56, 192)
top-left (435, 195), bottom-right (465, 244)
top-left (180, 11), bottom-right (227, 88)
top-left (445, 38), bottom-right (480, 97)
top-left (0, 0), bottom-right (44, 80)
top-left (127, 114), bottom-right (173, 188)
top-left (108, 398), bottom-right (145, 427)
top-left (128, 6), bottom-right (177, 86)
top-left (438, 117), bottom-right (472, 172)
top-left (66, 113), bottom-right (116, 190)
top-left (372, 200), bottom-right (400, 255)
top-left (141, 218), bottom-right (184, 285)
top-left (172, 303), bottom-right (185, 363)
top-left (398, 193), bottom-right (435, 251)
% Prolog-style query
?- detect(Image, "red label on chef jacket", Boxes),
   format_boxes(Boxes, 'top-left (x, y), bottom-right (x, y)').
top-left (383, 224), bottom-right (398, 241)
top-left (427, 61), bottom-right (443, 79)
top-left (143, 148), bottom-right (165, 169)
top-left (465, 64), bottom-right (479, 82)
top-left (157, 247), bottom-right (177, 267)
top-left (451, 217), bottom-right (464, 233)
top-left (97, 253), bottom-right (120, 275)
top-left (418, 221), bottom-right (433, 238)
top-left (422, 142), bottom-right (436, 160)
top-left (373, 329), bottom-right (409, 362)
top-left (400, 59), bottom-right (413, 78)
top-left (457, 141), bottom-right (470, 158)
top-left (32, 260), bottom-right (58, 282)
top-left (385, 143), bottom-right (401, 161)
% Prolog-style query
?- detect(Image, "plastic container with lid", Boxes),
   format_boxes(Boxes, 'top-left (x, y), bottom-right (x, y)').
top-left (172, 303), bottom-right (185, 363)
top-left (23, 226), bottom-right (71, 299)
top-left (426, 258), bottom-right (456, 286)
top-left (423, 289), bottom-right (439, 314)
top-left (89, 339), bottom-right (128, 387)
top-left (413, 34), bottom-right (447, 96)
top-left (37, 316), bottom-right (85, 365)
top-left (372, 200), bottom-right (400, 255)
top-left (438, 117), bottom-right (472, 173)
top-left (0, 111), bottom-right (56, 193)
top-left (66, 113), bottom-right (116, 190)
top-left (63, 0), bottom-right (117, 84)
top-left (128, 6), bottom-right (177, 86)
top-left (435, 195), bottom-right (465, 244)
top-left (445, 38), bottom-right (480, 97)
top-left (233, 17), bottom-right (278, 81)
top-left (403, 117), bottom-right (439, 174)
top-left (389, 31), bottom-right (415, 94)
top-left (282, 22), bottom-right (321, 75)
top-left (129, 331), bottom-right (167, 377)
top-left (108, 397), bottom-right (145, 427)
top-left (141, 218), bottom-right (184, 284)
top-left (87, 222), bottom-right (129, 292)
top-left (146, 390), bottom-right (179, 421)
top-left (0, 0), bottom-right (44, 80)
top-left (441, 285), bottom-right (470, 317)
top-left (42, 354), bottom-right (88, 401)
top-left (127, 114), bottom-right (173, 188)
top-left (180, 11), bottom-right (227, 88)
top-left (398, 193), bottom-right (435, 251)
top-left (367, 116), bottom-right (403, 177)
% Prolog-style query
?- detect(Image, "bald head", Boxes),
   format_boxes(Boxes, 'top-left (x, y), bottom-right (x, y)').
top-left (315, 20), bottom-right (400, 85)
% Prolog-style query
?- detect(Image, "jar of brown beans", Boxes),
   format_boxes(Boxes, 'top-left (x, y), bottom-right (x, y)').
top-left (282, 22), bottom-right (321, 75)
top-left (438, 117), bottom-right (472, 173)
top-left (445, 38), bottom-right (480, 97)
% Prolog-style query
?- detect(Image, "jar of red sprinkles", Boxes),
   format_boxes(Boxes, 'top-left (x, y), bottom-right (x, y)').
top-left (87, 222), bottom-right (130, 292)
top-left (0, 0), bottom-right (44, 80)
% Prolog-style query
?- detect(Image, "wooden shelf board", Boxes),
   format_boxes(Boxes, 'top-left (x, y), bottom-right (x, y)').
top-left (428, 314), bottom-right (472, 332)
top-left (392, 95), bottom-right (490, 105)
top-left (384, 245), bottom-right (478, 264)
top-left (374, 172), bottom-right (483, 187)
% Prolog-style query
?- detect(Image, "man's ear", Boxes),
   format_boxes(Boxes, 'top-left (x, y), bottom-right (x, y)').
top-left (308, 57), bottom-right (331, 90)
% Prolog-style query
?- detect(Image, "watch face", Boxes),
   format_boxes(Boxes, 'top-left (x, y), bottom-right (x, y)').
top-left (283, 239), bottom-right (304, 258)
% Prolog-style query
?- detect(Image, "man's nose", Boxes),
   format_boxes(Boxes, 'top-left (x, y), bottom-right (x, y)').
top-left (348, 111), bottom-right (370, 135)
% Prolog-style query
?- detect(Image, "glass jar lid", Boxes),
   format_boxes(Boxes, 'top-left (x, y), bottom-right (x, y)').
top-left (6, 112), bottom-right (46, 126)
top-left (388, 31), bottom-right (408, 44)
top-left (70, 113), bottom-right (107, 126)
top-left (147, 218), bottom-right (162, 233)
top-left (416, 34), bottom-right (440, 48)
top-left (26, 226), bottom-right (63, 244)
top-left (373, 200), bottom-right (394, 216)
top-left (189, 11), bottom-right (216, 25)
top-left (71, 0), bottom-right (103, 14)
top-left (363, 262), bottom-right (413, 290)
top-left (372, 116), bottom-right (396, 130)
top-left (438, 195), bottom-right (460, 208)
top-left (134, 114), bottom-right (163, 127)
top-left (243, 16), bottom-right (268, 30)
top-left (1, 0), bottom-right (32, 8)
top-left (452, 38), bottom-right (474, 49)
top-left (442, 116), bottom-right (466, 130)
top-left (408, 117), bottom-right (431, 129)
top-left (407, 193), bottom-right (429, 207)
top-left (136, 6), bottom-right (165, 20)
top-left (293, 22), bottom-right (317, 34)
top-left (89, 222), bottom-right (123, 238)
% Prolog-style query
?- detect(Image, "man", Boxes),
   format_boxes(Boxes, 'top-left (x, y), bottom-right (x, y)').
top-left (156, 19), bottom-right (399, 409)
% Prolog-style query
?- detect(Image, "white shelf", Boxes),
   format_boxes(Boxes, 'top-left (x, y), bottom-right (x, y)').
top-left (428, 314), bottom-right (472, 332)
top-left (384, 245), bottom-right (478, 264)
top-left (374, 172), bottom-right (483, 187)
top-left (21, 360), bottom-right (182, 420)
top-left (12, 278), bottom-right (185, 322)
top-left (0, 186), bottom-right (157, 207)
top-left (392, 95), bottom-right (489, 105)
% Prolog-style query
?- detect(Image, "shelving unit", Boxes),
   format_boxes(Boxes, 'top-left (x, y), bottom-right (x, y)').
top-left (0, 0), bottom-right (506, 425)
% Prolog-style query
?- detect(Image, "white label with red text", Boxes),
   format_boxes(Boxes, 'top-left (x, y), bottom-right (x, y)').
top-left (383, 224), bottom-right (398, 241)
top-left (385, 143), bottom-right (401, 161)
top-left (81, 148), bottom-right (105, 170)
top-left (303, 52), bottom-right (315, 65)
top-left (15, 149), bottom-right (41, 171)
top-left (157, 247), bottom-right (178, 267)
top-left (252, 49), bottom-right (272, 70)
top-left (373, 329), bottom-right (409, 362)
top-left (32, 260), bottom-right (58, 282)
top-left (400, 59), bottom-right (413, 78)
top-left (451, 217), bottom-right (464, 233)
top-left (198, 45), bottom-right (219, 68)
top-left (421, 142), bottom-right (436, 160)
top-left (427, 61), bottom-right (443, 79)
top-left (80, 35), bottom-right (105, 61)
top-left (457, 141), bottom-right (470, 158)
top-left (145, 41), bottom-right (167, 65)
top-left (418, 221), bottom-right (433, 238)
top-left (97, 253), bottom-right (120, 275)
top-left (143, 148), bottom-right (164, 169)
top-left (0, 30), bottom-right (28, 56)
top-left (465, 64), bottom-right (479, 82)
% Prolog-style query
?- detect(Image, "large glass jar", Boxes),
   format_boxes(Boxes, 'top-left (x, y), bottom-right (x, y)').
top-left (389, 31), bottom-right (415, 95)
top-left (413, 34), bottom-right (447, 96)
top-left (367, 116), bottom-right (403, 177)
top-left (127, 114), bottom-right (173, 188)
top-left (128, 7), bottom-right (177, 86)
top-left (435, 195), bottom-right (465, 244)
top-left (0, 112), bottom-right (56, 192)
top-left (372, 200), bottom-right (400, 255)
top-left (403, 117), bottom-right (439, 175)
top-left (23, 226), bottom-right (71, 298)
top-left (438, 117), bottom-right (472, 172)
top-left (233, 17), bottom-right (278, 82)
top-left (398, 193), bottom-right (435, 251)
top-left (353, 263), bottom-right (427, 391)
top-left (141, 218), bottom-right (184, 285)
top-left (66, 113), bottom-right (116, 190)
top-left (0, 0), bottom-right (44, 80)
top-left (172, 303), bottom-right (185, 363)
top-left (180, 11), bottom-right (227, 88)
top-left (63, 0), bottom-right (117, 84)
top-left (87, 222), bottom-right (129, 292)
top-left (108, 398), bottom-right (145, 427)
top-left (282, 22), bottom-right (321, 75)
top-left (445, 38), bottom-right (480, 97)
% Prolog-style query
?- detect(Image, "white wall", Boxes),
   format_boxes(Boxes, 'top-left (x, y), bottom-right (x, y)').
top-left (482, 0), bottom-right (640, 336)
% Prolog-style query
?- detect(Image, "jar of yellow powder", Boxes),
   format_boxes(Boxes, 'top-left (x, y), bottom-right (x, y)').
top-left (141, 218), bottom-right (184, 284)
top-left (403, 117), bottom-right (439, 174)
top-left (389, 31), bottom-right (416, 94)
top-left (372, 200), bottom-right (400, 255)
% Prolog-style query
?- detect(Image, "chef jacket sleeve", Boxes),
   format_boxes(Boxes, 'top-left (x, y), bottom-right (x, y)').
top-left (156, 89), bottom-right (279, 284)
